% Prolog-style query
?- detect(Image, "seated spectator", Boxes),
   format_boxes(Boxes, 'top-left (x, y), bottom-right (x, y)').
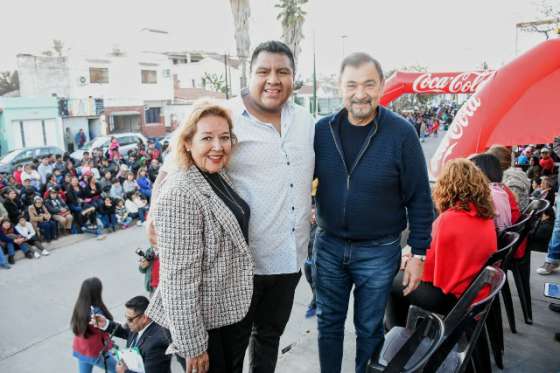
top-left (82, 176), bottom-right (103, 209)
top-left (136, 168), bottom-right (152, 201)
top-left (37, 157), bottom-right (54, 186)
top-left (532, 176), bottom-right (556, 206)
top-left (148, 159), bottom-right (160, 183)
top-left (99, 171), bottom-right (113, 193)
top-left (53, 168), bottom-right (64, 186)
top-left (109, 179), bottom-right (124, 200)
top-left (21, 163), bottom-right (42, 191)
top-left (147, 142), bottom-right (161, 161)
top-left (65, 160), bottom-right (78, 178)
top-left (0, 200), bottom-right (8, 221)
top-left (115, 199), bottom-right (132, 229)
top-left (488, 145), bottom-right (531, 211)
top-left (470, 153), bottom-right (512, 231)
top-left (529, 207), bottom-right (555, 255)
top-left (99, 196), bottom-right (117, 232)
top-left (53, 155), bottom-right (65, 172)
top-left (386, 159), bottom-right (497, 328)
top-left (15, 216), bottom-right (50, 256)
top-left (0, 240), bottom-right (11, 269)
top-left (125, 192), bottom-right (148, 226)
top-left (540, 147), bottom-right (555, 175)
top-left (45, 188), bottom-right (73, 234)
top-left (1, 217), bottom-right (37, 259)
top-left (45, 174), bottom-right (60, 195)
top-left (28, 197), bottom-right (58, 242)
top-left (12, 165), bottom-right (23, 185)
top-left (20, 179), bottom-right (40, 207)
top-left (122, 172), bottom-right (139, 195)
top-left (2, 188), bottom-right (24, 224)
top-left (517, 149), bottom-right (529, 166)
top-left (116, 163), bottom-right (129, 185)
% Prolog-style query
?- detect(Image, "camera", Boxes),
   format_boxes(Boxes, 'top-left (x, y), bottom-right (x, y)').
top-left (136, 248), bottom-right (155, 261)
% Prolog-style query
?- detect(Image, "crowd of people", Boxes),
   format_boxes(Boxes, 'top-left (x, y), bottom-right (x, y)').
top-left (5, 40), bottom-right (555, 373)
top-left (399, 104), bottom-right (459, 140)
top-left (0, 137), bottom-right (169, 269)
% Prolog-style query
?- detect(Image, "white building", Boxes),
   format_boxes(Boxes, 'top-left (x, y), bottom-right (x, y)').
top-left (17, 51), bottom-right (174, 138)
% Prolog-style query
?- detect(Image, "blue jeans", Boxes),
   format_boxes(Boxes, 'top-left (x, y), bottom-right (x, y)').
top-left (0, 242), bottom-right (16, 265)
top-left (545, 198), bottom-right (560, 263)
top-left (314, 228), bottom-right (401, 373)
top-left (99, 214), bottom-right (117, 231)
top-left (77, 354), bottom-right (117, 373)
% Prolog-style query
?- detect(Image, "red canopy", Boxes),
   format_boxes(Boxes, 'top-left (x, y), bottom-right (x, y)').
top-left (429, 39), bottom-right (560, 177)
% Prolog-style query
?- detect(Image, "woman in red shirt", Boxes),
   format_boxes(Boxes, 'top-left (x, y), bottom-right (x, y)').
top-left (386, 159), bottom-right (497, 327)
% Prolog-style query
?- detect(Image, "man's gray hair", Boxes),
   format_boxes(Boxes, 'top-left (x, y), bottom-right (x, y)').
top-left (339, 52), bottom-right (384, 81)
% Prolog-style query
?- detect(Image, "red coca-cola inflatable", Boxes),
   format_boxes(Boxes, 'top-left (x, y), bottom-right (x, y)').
top-left (380, 39), bottom-right (560, 177)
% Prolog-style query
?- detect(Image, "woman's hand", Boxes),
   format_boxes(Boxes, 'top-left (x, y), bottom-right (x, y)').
top-left (400, 253), bottom-right (412, 271)
top-left (186, 352), bottom-right (209, 373)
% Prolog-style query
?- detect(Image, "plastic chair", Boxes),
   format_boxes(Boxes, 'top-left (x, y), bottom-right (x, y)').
top-left (483, 231), bottom-right (520, 369)
top-left (500, 210), bottom-right (535, 326)
top-left (504, 199), bottom-right (550, 325)
top-left (368, 306), bottom-right (445, 372)
top-left (422, 266), bottom-right (506, 373)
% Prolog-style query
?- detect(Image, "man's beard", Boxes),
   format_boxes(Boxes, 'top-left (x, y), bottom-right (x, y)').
top-left (349, 99), bottom-right (375, 119)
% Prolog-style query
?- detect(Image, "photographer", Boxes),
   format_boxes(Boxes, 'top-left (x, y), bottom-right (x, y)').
top-left (91, 296), bottom-right (171, 373)
top-left (137, 247), bottom-right (160, 297)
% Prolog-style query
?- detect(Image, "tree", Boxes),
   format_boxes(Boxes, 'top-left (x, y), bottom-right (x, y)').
top-left (202, 72), bottom-right (227, 94)
top-left (229, 0), bottom-right (251, 89)
top-left (517, 0), bottom-right (560, 40)
top-left (0, 71), bottom-right (19, 96)
top-left (275, 0), bottom-right (308, 68)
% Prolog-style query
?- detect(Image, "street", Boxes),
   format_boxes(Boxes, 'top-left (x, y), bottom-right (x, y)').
top-left (1, 133), bottom-right (558, 373)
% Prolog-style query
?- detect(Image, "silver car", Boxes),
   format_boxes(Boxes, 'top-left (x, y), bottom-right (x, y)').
top-left (70, 133), bottom-right (148, 161)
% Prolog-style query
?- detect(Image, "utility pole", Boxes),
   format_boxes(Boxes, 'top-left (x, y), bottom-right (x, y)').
top-left (224, 54), bottom-right (230, 99)
top-left (312, 31), bottom-right (318, 117)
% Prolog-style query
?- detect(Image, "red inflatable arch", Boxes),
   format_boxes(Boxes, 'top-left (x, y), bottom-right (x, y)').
top-left (426, 39), bottom-right (560, 177)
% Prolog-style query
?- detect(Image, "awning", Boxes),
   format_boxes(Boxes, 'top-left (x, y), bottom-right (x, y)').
top-left (111, 111), bottom-right (140, 116)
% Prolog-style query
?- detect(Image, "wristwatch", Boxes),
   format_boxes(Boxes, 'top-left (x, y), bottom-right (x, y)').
top-left (412, 254), bottom-right (426, 262)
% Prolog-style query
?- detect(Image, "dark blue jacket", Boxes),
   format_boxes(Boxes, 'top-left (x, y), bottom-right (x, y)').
top-left (314, 107), bottom-right (434, 254)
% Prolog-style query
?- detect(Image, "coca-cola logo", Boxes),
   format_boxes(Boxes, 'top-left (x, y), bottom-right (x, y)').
top-left (413, 71), bottom-right (495, 94)
top-left (430, 94), bottom-right (483, 176)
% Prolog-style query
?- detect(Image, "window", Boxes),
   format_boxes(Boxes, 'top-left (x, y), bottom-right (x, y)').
top-left (89, 67), bottom-right (109, 84)
top-left (141, 70), bottom-right (157, 84)
top-left (145, 107), bottom-right (161, 123)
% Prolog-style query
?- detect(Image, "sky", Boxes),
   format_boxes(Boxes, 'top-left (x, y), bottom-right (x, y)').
top-left (0, 0), bottom-right (553, 79)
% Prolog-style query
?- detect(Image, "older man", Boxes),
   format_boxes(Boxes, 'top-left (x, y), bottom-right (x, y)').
top-left (313, 53), bottom-right (434, 373)
top-left (149, 40), bottom-right (314, 373)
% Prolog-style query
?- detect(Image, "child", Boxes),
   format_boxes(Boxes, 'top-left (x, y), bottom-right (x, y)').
top-left (122, 172), bottom-right (138, 195)
top-left (115, 199), bottom-right (132, 229)
top-left (138, 246), bottom-right (160, 297)
top-left (1, 218), bottom-right (38, 259)
top-left (15, 216), bottom-right (50, 256)
top-left (136, 168), bottom-right (152, 201)
top-left (99, 171), bottom-right (113, 193)
top-left (109, 178), bottom-right (124, 200)
top-left (99, 197), bottom-right (117, 232)
top-left (108, 137), bottom-right (120, 161)
top-left (125, 192), bottom-right (148, 226)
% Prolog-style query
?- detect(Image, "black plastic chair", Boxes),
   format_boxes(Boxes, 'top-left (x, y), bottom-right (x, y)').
top-left (484, 231), bottom-right (520, 369)
top-left (499, 210), bottom-right (535, 327)
top-left (368, 306), bottom-right (445, 373)
top-left (503, 199), bottom-right (550, 325)
top-left (423, 266), bottom-right (506, 373)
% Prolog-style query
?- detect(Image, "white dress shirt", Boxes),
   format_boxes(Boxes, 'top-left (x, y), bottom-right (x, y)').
top-left (162, 97), bottom-right (315, 275)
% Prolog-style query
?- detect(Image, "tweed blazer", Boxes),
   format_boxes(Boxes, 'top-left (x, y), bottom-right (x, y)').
top-left (145, 165), bottom-right (254, 359)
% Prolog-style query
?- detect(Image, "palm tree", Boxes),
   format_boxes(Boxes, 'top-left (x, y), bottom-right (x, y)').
top-left (275, 0), bottom-right (308, 69)
top-left (229, 0), bottom-right (251, 89)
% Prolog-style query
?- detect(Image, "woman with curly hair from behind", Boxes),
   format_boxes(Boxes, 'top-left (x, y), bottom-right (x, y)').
top-left (386, 158), bottom-right (497, 327)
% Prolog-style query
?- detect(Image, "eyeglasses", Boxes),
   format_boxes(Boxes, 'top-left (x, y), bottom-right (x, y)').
top-left (126, 313), bottom-right (143, 323)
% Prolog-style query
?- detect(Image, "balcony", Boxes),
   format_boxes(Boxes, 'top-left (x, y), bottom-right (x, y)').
top-left (58, 97), bottom-right (104, 117)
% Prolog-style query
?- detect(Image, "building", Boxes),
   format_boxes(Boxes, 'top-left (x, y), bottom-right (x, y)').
top-left (168, 51), bottom-right (242, 97)
top-left (294, 83), bottom-right (342, 116)
top-left (0, 97), bottom-right (63, 155)
top-left (17, 51), bottom-right (174, 138)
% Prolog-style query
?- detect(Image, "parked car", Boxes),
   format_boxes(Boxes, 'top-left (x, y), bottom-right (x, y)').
top-left (0, 146), bottom-right (64, 174)
top-left (70, 133), bottom-right (148, 161)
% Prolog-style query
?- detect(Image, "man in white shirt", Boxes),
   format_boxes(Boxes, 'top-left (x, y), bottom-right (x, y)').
top-left (148, 41), bottom-right (315, 373)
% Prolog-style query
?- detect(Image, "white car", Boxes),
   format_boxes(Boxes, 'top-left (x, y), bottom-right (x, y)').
top-left (70, 133), bottom-right (148, 161)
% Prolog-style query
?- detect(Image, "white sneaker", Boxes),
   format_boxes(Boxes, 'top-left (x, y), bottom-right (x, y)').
top-left (41, 249), bottom-right (50, 256)
top-left (34, 252), bottom-right (41, 259)
top-left (536, 262), bottom-right (560, 275)
top-left (136, 221), bottom-right (143, 227)
top-left (96, 234), bottom-right (107, 240)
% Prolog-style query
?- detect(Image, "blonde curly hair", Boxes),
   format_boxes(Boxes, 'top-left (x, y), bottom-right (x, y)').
top-left (433, 158), bottom-right (495, 219)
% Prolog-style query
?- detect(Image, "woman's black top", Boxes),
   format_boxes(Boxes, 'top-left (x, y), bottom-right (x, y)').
top-left (200, 169), bottom-right (250, 244)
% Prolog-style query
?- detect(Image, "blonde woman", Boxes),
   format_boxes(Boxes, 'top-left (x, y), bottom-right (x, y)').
top-left (146, 100), bottom-right (253, 373)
